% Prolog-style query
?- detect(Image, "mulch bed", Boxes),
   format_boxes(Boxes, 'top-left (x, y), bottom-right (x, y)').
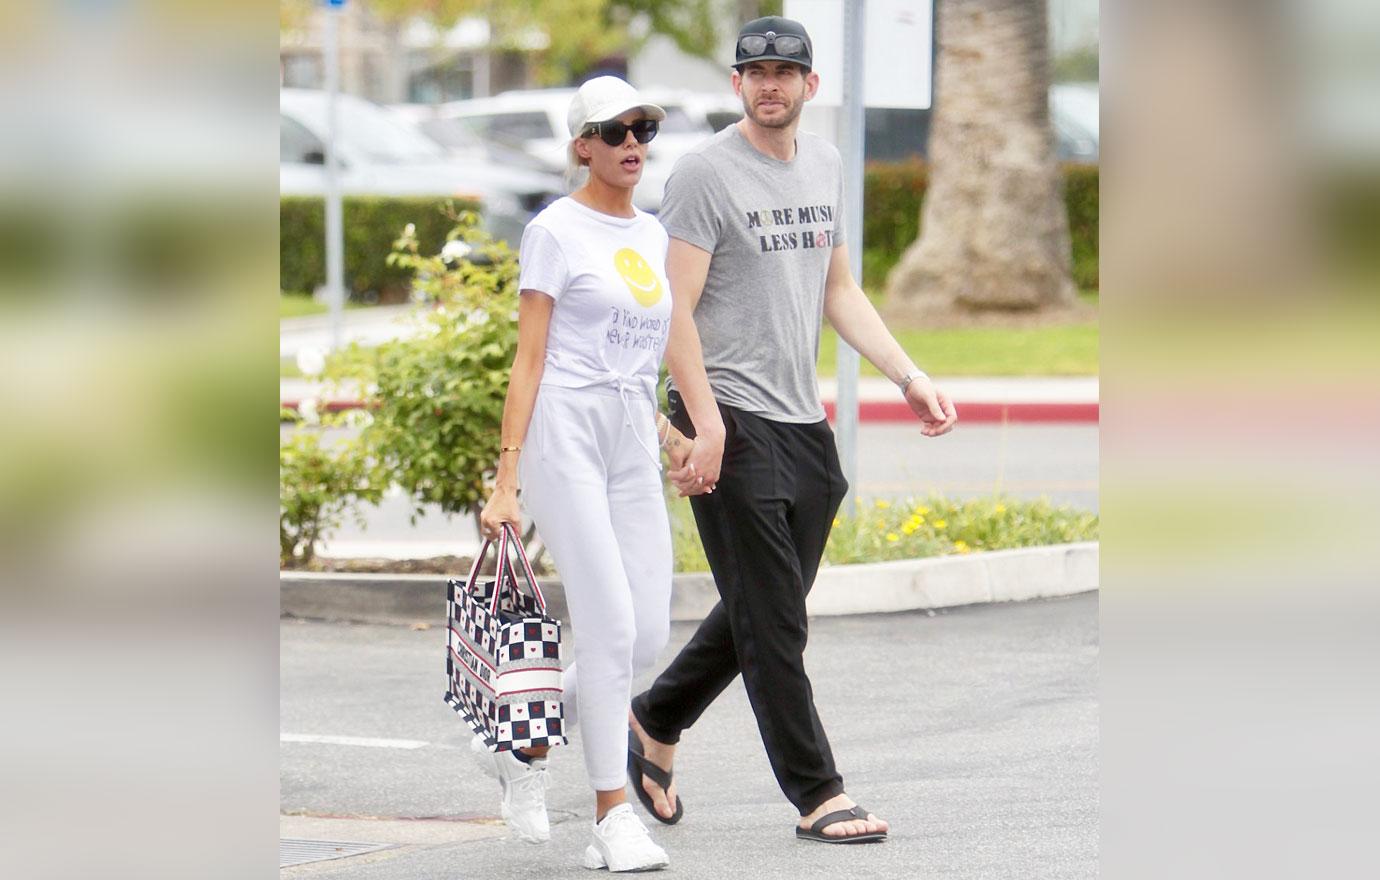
top-left (284, 556), bottom-right (554, 576)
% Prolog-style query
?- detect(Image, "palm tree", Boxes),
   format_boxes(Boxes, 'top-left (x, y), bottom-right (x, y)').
top-left (886, 0), bottom-right (1077, 315)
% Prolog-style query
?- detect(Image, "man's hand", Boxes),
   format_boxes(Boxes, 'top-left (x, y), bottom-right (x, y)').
top-left (905, 378), bottom-right (958, 437)
top-left (668, 454), bottom-right (703, 497)
top-left (684, 426), bottom-right (723, 491)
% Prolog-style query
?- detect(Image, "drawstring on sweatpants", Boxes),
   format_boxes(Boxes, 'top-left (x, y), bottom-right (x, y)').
top-left (560, 371), bottom-right (662, 470)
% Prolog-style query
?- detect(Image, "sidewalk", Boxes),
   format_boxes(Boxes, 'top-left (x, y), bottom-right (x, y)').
top-left (281, 304), bottom-right (417, 359)
top-left (281, 375), bottom-right (1099, 423)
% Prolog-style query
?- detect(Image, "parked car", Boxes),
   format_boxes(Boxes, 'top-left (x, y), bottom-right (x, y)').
top-left (1050, 83), bottom-right (1099, 162)
top-left (389, 103), bottom-right (556, 174)
top-left (280, 88), bottom-right (562, 247)
top-left (642, 88), bottom-right (744, 133)
top-left (426, 88), bottom-right (718, 212)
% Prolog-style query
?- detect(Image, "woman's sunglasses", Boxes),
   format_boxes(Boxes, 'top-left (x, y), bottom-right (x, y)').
top-left (738, 32), bottom-right (807, 58)
top-left (581, 118), bottom-right (659, 146)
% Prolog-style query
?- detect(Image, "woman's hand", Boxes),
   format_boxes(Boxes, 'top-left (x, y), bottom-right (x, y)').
top-left (479, 486), bottom-right (522, 540)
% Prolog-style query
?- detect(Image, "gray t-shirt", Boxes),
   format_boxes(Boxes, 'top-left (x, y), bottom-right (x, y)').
top-left (660, 125), bottom-right (845, 423)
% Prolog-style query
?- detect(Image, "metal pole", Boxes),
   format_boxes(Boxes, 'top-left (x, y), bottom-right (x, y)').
top-left (836, 0), bottom-right (865, 513)
top-left (324, 1), bottom-right (345, 352)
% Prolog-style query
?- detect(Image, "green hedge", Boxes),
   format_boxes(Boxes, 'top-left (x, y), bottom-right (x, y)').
top-left (280, 166), bottom-right (1098, 301)
top-left (862, 161), bottom-right (1099, 291)
top-left (281, 196), bottom-right (479, 302)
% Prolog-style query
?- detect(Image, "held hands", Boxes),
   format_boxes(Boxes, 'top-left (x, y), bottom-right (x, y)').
top-left (479, 486), bottom-right (522, 540)
top-left (665, 425), bottom-right (724, 497)
top-left (905, 376), bottom-right (958, 437)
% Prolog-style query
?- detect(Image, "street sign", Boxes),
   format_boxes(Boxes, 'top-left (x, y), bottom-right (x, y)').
top-left (325, 0), bottom-right (347, 8)
top-left (786, 0), bottom-right (933, 109)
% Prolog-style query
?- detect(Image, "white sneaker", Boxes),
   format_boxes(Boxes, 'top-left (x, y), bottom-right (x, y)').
top-left (470, 734), bottom-right (551, 843)
top-left (582, 803), bottom-right (669, 872)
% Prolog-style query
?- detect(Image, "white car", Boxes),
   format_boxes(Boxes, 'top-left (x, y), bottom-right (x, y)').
top-left (280, 88), bottom-right (562, 246)
top-left (426, 88), bottom-right (718, 213)
top-left (1050, 83), bottom-right (1099, 162)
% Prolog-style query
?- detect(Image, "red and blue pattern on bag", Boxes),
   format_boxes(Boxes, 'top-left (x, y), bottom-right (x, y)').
top-left (444, 526), bottom-right (566, 752)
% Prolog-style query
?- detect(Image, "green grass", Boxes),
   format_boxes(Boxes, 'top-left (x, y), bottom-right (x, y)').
top-left (818, 321), bottom-right (1098, 377)
top-left (280, 293), bottom-right (368, 319)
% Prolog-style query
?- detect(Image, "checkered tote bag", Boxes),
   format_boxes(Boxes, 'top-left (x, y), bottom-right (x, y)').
top-left (444, 523), bottom-right (566, 753)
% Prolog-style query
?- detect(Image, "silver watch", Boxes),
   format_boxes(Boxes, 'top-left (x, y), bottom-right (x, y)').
top-left (897, 369), bottom-right (929, 394)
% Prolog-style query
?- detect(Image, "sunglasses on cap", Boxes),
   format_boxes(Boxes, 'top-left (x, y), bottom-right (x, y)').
top-left (737, 31), bottom-right (807, 59)
top-left (581, 118), bottom-right (659, 146)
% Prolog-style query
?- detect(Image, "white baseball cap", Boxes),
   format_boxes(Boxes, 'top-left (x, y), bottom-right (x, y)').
top-left (566, 76), bottom-right (666, 137)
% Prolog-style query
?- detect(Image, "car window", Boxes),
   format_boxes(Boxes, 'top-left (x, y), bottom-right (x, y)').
top-left (486, 112), bottom-right (557, 142)
top-left (703, 110), bottom-right (743, 133)
top-left (281, 115), bottom-right (324, 164)
top-left (418, 118), bottom-right (483, 151)
top-left (655, 106), bottom-right (703, 135)
top-left (337, 103), bottom-right (446, 163)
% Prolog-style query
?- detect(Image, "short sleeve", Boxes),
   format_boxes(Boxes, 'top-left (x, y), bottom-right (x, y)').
top-left (831, 151), bottom-right (847, 247)
top-left (517, 223), bottom-right (569, 300)
top-left (657, 154), bottom-right (722, 253)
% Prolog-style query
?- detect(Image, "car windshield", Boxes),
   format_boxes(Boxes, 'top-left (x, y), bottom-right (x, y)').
top-left (417, 118), bottom-right (483, 151)
top-left (337, 99), bottom-right (446, 163)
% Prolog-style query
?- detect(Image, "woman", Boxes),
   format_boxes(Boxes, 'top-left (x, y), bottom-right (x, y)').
top-left (474, 76), bottom-right (720, 873)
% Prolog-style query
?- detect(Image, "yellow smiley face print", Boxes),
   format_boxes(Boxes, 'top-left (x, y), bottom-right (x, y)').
top-left (613, 247), bottom-right (664, 308)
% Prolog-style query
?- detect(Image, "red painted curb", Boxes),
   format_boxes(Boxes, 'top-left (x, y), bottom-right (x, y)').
top-left (823, 400), bottom-right (1099, 424)
top-left (282, 399), bottom-right (1099, 425)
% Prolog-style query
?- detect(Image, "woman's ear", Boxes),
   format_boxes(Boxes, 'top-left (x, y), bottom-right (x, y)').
top-left (573, 137), bottom-right (592, 164)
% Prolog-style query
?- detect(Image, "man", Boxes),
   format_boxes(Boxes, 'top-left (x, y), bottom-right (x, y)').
top-left (630, 16), bottom-right (958, 844)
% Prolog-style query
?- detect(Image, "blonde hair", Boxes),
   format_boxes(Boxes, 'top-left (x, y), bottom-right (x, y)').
top-left (564, 138), bottom-right (589, 190)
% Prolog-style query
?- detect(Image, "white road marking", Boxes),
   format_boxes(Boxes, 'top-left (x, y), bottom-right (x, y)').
top-left (282, 733), bottom-right (430, 750)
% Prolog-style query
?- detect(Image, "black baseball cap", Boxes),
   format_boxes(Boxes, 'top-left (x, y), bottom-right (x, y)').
top-left (734, 16), bottom-right (813, 72)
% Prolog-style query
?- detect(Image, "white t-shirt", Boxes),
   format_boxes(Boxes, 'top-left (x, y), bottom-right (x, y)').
top-left (517, 197), bottom-right (672, 398)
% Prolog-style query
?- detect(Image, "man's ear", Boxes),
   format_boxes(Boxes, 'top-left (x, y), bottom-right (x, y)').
top-left (731, 69), bottom-right (743, 97)
top-left (804, 70), bottom-right (820, 102)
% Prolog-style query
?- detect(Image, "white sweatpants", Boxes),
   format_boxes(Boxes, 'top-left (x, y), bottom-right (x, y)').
top-left (519, 383), bottom-right (672, 791)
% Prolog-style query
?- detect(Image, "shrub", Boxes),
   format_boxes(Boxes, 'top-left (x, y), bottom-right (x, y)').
top-left (1062, 163), bottom-right (1100, 290)
top-left (279, 427), bottom-right (384, 567)
top-left (861, 161), bottom-right (1099, 291)
top-left (280, 196), bottom-right (479, 303)
top-left (325, 210), bottom-right (519, 521)
top-left (668, 493), bottom-right (1098, 573)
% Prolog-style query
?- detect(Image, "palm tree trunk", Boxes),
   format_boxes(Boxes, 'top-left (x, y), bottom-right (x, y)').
top-left (886, 0), bottom-right (1077, 315)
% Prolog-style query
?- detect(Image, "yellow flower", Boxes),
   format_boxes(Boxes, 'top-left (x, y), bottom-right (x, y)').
top-left (934, 519), bottom-right (947, 530)
top-left (875, 499), bottom-right (891, 509)
top-left (902, 522), bottom-right (918, 535)
top-left (954, 540), bottom-right (971, 553)
top-left (907, 514), bottom-right (923, 528)
top-left (994, 504), bottom-right (1007, 514)
top-left (886, 533), bottom-right (899, 542)
top-left (913, 505), bottom-right (930, 516)
top-left (832, 517), bottom-right (841, 528)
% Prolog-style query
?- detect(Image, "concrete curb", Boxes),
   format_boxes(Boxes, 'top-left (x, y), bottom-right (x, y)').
top-left (281, 542), bottom-right (1098, 625)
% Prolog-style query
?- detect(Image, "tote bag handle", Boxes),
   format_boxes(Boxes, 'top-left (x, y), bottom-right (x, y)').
top-left (490, 524), bottom-right (548, 617)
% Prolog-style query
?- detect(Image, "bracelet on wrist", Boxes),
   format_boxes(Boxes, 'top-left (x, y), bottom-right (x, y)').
top-left (897, 369), bottom-right (929, 394)
top-left (499, 445), bottom-right (522, 455)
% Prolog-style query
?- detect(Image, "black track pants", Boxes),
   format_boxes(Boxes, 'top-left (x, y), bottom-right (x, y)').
top-left (632, 395), bottom-right (848, 814)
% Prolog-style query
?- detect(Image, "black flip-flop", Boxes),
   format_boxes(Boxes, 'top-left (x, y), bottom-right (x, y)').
top-left (795, 805), bottom-right (887, 844)
top-left (627, 730), bottom-right (684, 825)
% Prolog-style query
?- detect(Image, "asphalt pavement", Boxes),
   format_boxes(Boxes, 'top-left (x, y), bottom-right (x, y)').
top-left (281, 592), bottom-right (1098, 879)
